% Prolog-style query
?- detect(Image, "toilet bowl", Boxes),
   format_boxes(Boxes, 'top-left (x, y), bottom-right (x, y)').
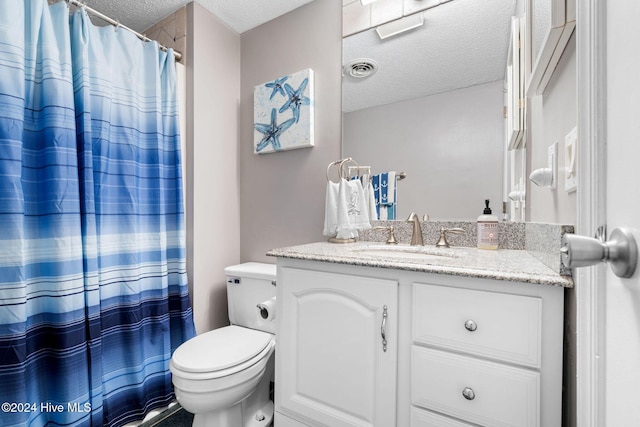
top-left (170, 263), bottom-right (277, 427)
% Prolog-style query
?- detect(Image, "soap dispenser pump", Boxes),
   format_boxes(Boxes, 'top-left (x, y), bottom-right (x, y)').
top-left (477, 199), bottom-right (499, 250)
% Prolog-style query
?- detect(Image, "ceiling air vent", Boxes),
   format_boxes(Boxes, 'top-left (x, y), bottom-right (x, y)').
top-left (344, 58), bottom-right (379, 79)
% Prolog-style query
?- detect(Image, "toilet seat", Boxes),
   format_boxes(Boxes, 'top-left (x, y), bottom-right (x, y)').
top-left (171, 325), bottom-right (274, 380)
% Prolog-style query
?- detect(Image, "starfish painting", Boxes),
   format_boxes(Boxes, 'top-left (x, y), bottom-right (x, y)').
top-left (278, 77), bottom-right (310, 122)
top-left (253, 68), bottom-right (314, 153)
top-left (254, 108), bottom-right (296, 153)
top-left (265, 76), bottom-right (288, 100)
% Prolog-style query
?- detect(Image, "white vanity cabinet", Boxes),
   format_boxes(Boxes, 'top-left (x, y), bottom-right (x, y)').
top-left (275, 266), bottom-right (399, 427)
top-left (410, 281), bottom-right (562, 427)
top-left (273, 257), bottom-right (564, 427)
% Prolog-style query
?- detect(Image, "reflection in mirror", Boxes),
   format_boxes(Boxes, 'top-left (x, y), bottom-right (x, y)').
top-left (342, 0), bottom-right (518, 220)
top-left (526, 0), bottom-right (575, 95)
top-left (531, 0), bottom-right (551, 67)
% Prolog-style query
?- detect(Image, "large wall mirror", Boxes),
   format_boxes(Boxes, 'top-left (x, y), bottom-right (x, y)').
top-left (342, 0), bottom-right (520, 220)
top-left (526, 0), bottom-right (576, 95)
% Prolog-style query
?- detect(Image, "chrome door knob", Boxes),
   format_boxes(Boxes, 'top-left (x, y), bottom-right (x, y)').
top-left (561, 227), bottom-right (638, 278)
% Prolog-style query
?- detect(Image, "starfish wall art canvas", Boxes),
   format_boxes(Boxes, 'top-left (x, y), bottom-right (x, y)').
top-left (253, 68), bottom-right (314, 154)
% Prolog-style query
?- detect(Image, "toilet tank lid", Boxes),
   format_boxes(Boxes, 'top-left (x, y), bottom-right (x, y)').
top-left (225, 262), bottom-right (276, 281)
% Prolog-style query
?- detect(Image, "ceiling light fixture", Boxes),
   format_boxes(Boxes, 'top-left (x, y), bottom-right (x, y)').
top-left (360, 0), bottom-right (378, 5)
top-left (375, 13), bottom-right (424, 40)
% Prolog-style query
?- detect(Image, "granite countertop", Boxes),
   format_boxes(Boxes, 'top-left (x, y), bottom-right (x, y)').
top-left (266, 241), bottom-right (574, 288)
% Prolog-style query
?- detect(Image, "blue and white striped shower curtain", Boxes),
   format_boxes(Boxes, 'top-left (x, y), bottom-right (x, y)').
top-left (0, 1), bottom-right (195, 426)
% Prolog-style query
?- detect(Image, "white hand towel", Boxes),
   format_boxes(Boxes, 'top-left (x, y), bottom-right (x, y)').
top-left (365, 181), bottom-right (378, 221)
top-left (323, 181), bottom-right (340, 237)
top-left (386, 171), bottom-right (396, 204)
top-left (336, 178), bottom-right (371, 239)
top-left (379, 205), bottom-right (388, 220)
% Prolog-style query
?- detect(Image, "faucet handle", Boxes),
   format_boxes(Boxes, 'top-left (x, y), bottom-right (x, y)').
top-left (436, 227), bottom-right (466, 248)
top-left (406, 213), bottom-right (429, 222)
top-left (373, 226), bottom-right (398, 244)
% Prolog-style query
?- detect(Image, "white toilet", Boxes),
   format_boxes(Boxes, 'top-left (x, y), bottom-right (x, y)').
top-left (170, 263), bottom-right (277, 427)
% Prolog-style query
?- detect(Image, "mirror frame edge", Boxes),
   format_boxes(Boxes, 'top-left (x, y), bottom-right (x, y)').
top-left (526, 0), bottom-right (576, 97)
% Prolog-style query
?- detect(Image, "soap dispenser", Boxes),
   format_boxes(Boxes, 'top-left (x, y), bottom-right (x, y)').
top-left (477, 199), bottom-right (499, 250)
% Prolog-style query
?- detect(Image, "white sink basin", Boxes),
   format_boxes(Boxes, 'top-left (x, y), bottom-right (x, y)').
top-left (351, 244), bottom-right (464, 262)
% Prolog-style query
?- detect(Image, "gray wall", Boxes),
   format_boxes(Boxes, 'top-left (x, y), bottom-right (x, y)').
top-left (343, 80), bottom-right (505, 220)
top-left (178, 3), bottom-right (576, 421)
top-left (527, 33), bottom-right (577, 225)
top-left (186, 3), bottom-right (241, 333)
top-left (526, 32), bottom-right (577, 427)
top-left (240, 0), bottom-right (343, 263)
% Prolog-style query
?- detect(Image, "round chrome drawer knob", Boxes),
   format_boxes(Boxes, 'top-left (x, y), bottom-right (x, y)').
top-left (464, 319), bottom-right (477, 332)
top-left (462, 387), bottom-right (476, 401)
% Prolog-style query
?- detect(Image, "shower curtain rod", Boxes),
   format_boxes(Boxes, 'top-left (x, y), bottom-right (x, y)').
top-left (63, 0), bottom-right (182, 61)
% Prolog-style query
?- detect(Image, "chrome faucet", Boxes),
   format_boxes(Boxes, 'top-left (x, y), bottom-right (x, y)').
top-left (373, 226), bottom-right (399, 244)
top-left (435, 227), bottom-right (466, 248)
top-left (406, 213), bottom-right (426, 246)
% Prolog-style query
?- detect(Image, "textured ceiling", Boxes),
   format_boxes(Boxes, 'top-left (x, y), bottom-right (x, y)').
top-left (81, 0), bottom-right (314, 34)
top-left (78, 0), bottom-right (518, 114)
top-left (342, 0), bottom-right (518, 112)
top-left (195, 0), bottom-right (315, 34)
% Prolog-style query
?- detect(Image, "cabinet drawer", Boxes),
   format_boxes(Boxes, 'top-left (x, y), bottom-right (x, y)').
top-left (412, 346), bottom-right (540, 427)
top-left (412, 283), bottom-right (542, 367)
top-left (411, 405), bottom-right (474, 427)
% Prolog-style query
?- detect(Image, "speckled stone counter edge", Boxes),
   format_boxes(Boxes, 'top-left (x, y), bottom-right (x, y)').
top-left (525, 223), bottom-right (574, 276)
top-left (358, 220), bottom-right (571, 275)
top-left (267, 241), bottom-right (574, 287)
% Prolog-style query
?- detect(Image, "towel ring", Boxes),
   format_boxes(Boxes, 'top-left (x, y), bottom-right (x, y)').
top-left (326, 159), bottom-right (345, 183)
top-left (340, 158), bottom-right (358, 180)
top-left (326, 157), bottom-right (358, 183)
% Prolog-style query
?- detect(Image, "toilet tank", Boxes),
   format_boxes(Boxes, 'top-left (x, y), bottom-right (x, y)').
top-left (225, 262), bottom-right (277, 334)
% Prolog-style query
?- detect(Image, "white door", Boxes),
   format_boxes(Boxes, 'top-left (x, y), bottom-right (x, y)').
top-left (276, 267), bottom-right (398, 427)
top-left (577, 1), bottom-right (640, 425)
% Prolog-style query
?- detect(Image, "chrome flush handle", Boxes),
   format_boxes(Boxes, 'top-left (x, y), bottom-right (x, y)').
top-left (380, 305), bottom-right (388, 352)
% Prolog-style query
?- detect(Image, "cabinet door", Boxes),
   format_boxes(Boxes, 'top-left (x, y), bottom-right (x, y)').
top-left (276, 267), bottom-right (398, 427)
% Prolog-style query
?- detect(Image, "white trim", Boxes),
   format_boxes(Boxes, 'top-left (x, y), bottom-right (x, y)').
top-left (576, 0), bottom-right (607, 425)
